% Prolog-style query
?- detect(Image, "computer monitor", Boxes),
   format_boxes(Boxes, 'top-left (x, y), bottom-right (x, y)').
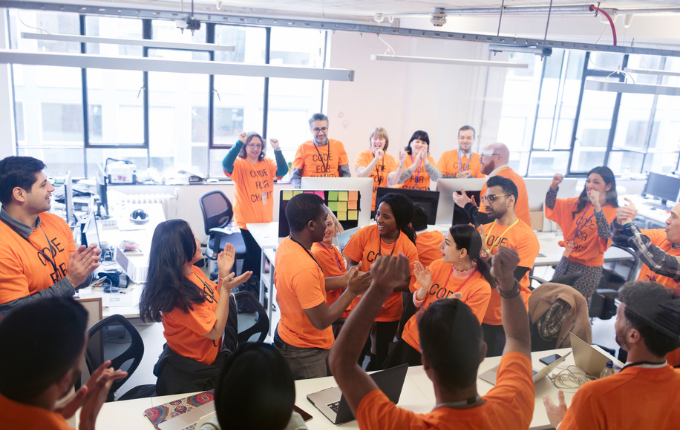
top-left (83, 211), bottom-right (101, 249)
top-left (96, 164), bottom-right (108, 217)
top-left (300, 177), bottom-right (373, 228)
top-left (374, 187), bottom-right (440, 225)
top-left (278, 189), bottom-right (362, 238)
top-left (435, 178), bottom-right (486, 225)
top-left (644, 172), bottom-right (680, 208)
top-left (64, 170), bottom-right (76, 226)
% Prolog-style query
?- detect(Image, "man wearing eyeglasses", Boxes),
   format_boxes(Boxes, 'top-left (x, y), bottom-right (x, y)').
top-left (291, 113), bottom-right (351, 188)
top-left (453, 142), bottom-right (531, 227)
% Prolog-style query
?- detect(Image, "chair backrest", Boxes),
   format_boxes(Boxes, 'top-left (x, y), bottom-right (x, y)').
top-left (233, 291), bottom-right (269, 344)
top-left (86, 314), bottom-right (144, 402)
top-left (199, 190), bottom-right (234, 235)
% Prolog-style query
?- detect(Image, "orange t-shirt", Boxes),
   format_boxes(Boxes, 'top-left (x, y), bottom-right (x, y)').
top-left (162, 266), bottom-right (221, 365)
top-left (545, 198), bottom-right (618, 267)
top-left (343, 224), bottom-right (419, 322)
top-left (402, 260), bottom-right (491, 352)
top-left (355, 149), bottom-right (398, 211)
top-left (560, 365), bottom-right (680, 430)
top-left (479, 167), bottom-right (531, 227)
top-left (0, 212), bottom-right (76, 305)
top-left (292, 139), bottom-right (349, 178)
top-left (311, 242), bottom-right (354, 318)
top-left (396, 154), bottom-right (438, 190)
top-left (415, 230), bottom-right (445, 268)
top-left (0, 392), bottom-right (74, 430)
top-left (437, 150), bottom-right (484, 178)
top-left (224, 157), bottom-right (281, 229)
top-left (482, 220), bottom-right (539, 325)
top-left (636, 229), bottom-right (680, 293)
top-left (357, 352), bottom-right (534, 430)
top-left (275, 237), bottom-right (334, 349)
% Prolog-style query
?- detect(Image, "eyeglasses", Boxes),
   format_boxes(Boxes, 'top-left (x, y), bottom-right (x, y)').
top-left (312, 127), bottom-right (328, 133)
top-left (482, 194), bottom-right (510, 204)
top-left (480, 153), bottom-right (501, 158)
top-left (246, 144), bottom-right (263, 150)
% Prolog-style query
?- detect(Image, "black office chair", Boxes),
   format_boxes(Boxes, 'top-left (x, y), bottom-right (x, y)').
top-left (234, 291), bottom-right (269, 344)
top-left (591, 244), bottom-right (641, 319)
top-left (199, 190), bottom-right (247, 280)
top-left (85, 315), bottom-right (147, 402)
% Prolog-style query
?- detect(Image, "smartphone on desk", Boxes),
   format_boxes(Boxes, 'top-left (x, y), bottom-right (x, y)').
top-left (293, 405), bottom-right (313, 422)
top-left (539, 353), bottom-right (561, 366)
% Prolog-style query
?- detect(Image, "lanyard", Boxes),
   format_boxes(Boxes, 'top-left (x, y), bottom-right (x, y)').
top-left (486, 219), bottom-right (520, 254)
top-left (442, 266), bottom-right (478, 295)
top-left (290, 236), bottom-right (324, 271)
top-left (409, 154), bottom-right (423, 187)
top-left (373, 153), bottom-right (386, 186)
top-left (458, 150), bottom-right (471, 172)
top-left (313, 141), bottom-right (331, 173)
top-left (1, 217), bottom-right (61, 281)
top-left (378, 230), bottom-right (401, 257)
top-left (189, 269), bottom-right (217, 303)
top-left (318, 242), bottom-right (344, 271)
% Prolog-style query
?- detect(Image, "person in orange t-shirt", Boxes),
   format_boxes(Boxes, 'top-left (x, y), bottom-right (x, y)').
top-left (274, 193), bottom-right (370, 380)
top-left (222, 131), bottom-right (288, 278)
top-left (412, 205), bottom-right (445, 268)
top-left (437, 125), bottom-right (485, 178)
top-left (395, 130), bottom-right (442, 190)
top-left (290, 113), bottom-right (350, 188)
top-left (544, 281), bottom-right (680, 430)
top-left (0, 156), bottom-right (101, 318)
top-left (473, 175), bottom-right (539, 356)
top-left (355, 127), bottom-right (403, 216)
top-left (0, 297), bottom-right (126, 430)
top-left (453, 142), bottom-right (531, 227)
top-left (329, 247), bottom-right (535, 430)
top-left (388, 224), bottom-right (493, 367)
top-left (140, 220), bottom-right (251, 395)
top-left (546, 167), bottom-right (618, 307)
top-left (344, 193), bottom-right (419, 370)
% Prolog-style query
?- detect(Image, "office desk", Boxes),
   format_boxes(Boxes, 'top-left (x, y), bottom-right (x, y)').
top-left (91, 348), bottom-right (574, 430)
top-left (534, 232), bottom-right (633, 267)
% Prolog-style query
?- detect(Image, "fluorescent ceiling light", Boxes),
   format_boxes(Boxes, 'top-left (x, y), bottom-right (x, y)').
top-left (488, 44), bottom-right (553, 57)
top-left (623, 67), bottom-right (680, 78)
top-left (0, 50), bottom-right (354, 81)
top-left (585, 80), bottom-right (680, 96)
top-left (22, 32), bottom-right (236, 52)
top-left (370, 54), bottom-right (528, 69)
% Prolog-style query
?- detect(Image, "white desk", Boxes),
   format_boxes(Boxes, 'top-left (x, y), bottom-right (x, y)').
top-left (92, 348), bottom-right (574, 430)
top-left (534, 232), bottom-right (633, 267)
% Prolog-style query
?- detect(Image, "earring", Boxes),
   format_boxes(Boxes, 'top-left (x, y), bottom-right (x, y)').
top-left (459, 259), bottom-right (462, 263)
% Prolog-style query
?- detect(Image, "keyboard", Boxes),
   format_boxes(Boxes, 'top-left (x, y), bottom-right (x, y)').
top-left (328, 400), bottom-right (341, 414)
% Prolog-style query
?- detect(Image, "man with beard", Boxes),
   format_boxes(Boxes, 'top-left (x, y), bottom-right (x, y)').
top-left (437, 125), bottom-right (485, 178)
top-left (453, 142), bottom-right (531, 227)
top-left (543, 281), bottom-right (680, 430)
top-left (0, 297), bottom-right (126, 429)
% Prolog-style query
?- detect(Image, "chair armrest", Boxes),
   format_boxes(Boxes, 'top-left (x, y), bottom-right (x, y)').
top-left (209, 227), bottom-right (234, 235)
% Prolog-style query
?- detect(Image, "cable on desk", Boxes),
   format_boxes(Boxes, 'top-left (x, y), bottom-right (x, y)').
top-left (549, 365), bottom-right (594, 390)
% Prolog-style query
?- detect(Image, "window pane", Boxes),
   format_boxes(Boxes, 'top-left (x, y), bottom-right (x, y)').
top-left (85, 16), bottom-right (143, 57)
top-left (10, 9), bottom-right (80, 53)
top-left (86, 148), bottom-right (148, 180)
top-left (89, 105), bottom-right (103, 142)
top-left (15, 101), bottom-right (25, 142)
top-left (528, 151), bottom-right (569, 176)
top-left (642, 153), bottom-right (679, 174)
top-left (613, 93), bottom-right (654, 150)
top-left (607, 151), bottom-right (644, 175)
top-left (18, 148), bottom-right (85, 177)
top-left (152, 20), bottom-right (207, 61)
top-left (41, 103), bottom-right (84, 142)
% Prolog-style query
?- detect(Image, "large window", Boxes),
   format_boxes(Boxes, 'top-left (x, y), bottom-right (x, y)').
top-left (9, 9), bottom-right (329, 178)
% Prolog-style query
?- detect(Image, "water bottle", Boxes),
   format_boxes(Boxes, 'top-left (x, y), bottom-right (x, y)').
top-left (600, 361), bottom-right (615, 379)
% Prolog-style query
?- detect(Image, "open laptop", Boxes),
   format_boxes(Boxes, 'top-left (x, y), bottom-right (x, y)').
top-left (570, 333), bottom-right (623, 378)
top-left (307, 363), bottom-right (408, 424)
top-left (478, 351), bottom-right (571, 385)
top-left (157, 401), bottom-right (215, 430)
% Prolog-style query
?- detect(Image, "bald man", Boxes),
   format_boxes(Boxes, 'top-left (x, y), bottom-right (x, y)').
top-left (453, 143), bottom-right (531, 227)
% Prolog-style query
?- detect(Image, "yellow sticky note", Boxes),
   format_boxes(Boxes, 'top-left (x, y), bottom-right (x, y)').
top-left (338, 191), bottom-right (349, 201)
top-left (283, 191), bottom-right (293, 201)
top-left (349, 191), bottom-right (359, 200)
top-left (337, 211), bottom-right (347, 221)
top-left (293, 190), bottom-right (303, 196)
top-left (348, 200), bottom-right (357, 210)
top-left (337, 202), bottom-right (347, 212)
top-left (348, 210), bottom-right (358, 220)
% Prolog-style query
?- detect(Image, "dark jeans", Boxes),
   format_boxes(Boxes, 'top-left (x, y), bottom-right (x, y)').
top-left (482, 323), bottom-right (506, 357)
top-left (240, 228), bottom-right (261, 277)
top-left (274, 327), bottom-right (330, 380)
top-left (384, 338), bottom-right (422, 368)
top-left (359, 321), bottom-right (400, 371)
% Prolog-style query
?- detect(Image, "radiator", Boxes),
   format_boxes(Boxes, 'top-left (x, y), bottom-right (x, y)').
top-left (118, 189), bottom-right (179, 219)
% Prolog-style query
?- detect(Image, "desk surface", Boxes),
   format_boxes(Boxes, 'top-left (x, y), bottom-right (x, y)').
top-left (534, 232), bottom-right (633, 267)
top-left (92, 348), bottom-right (574, 430)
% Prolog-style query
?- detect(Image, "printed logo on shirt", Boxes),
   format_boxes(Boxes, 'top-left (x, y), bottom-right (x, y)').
top-left (486, 234), bottom-right (508, 249)
top-left (37, 235), bottom-right (68, 283)
top-left (428, 283), bottom-right (458, 300)
top-left (572, 216), bottom-right (596, 252)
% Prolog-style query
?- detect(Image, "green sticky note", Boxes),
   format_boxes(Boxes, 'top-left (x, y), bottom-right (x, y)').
top-left (283, 191), bottom-right (293, 201)
top-left (338, 191), bottom-right (349, 201)
top-left (328, 191), bottom-right (339, 201)
top-left (337, 201), bottom-right (347, 212)
top-left (348, 210), bottom-right (358, 220)
top-left (337, 211), bottom-right (347, 221)
top-left (328, 201), bottom-right (339, 211)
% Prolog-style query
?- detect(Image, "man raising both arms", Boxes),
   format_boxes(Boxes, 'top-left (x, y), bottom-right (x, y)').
top-left (291, 113), bottom-right (351, 188)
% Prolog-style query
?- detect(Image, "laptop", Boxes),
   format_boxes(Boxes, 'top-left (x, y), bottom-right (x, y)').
top-left (157, 401), bottom-right (215, 430)
top-left (307, 364), bottom-right (408, 424)
top-left (569, 333), bottom-right (623, 378)
top-left (478, 351), bottom-right (572, 385)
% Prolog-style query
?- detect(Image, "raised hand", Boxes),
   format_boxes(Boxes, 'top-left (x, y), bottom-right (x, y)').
top-left (477, 224), bottom-right (488, 249)
top-left (453, 188), bottom-right (472, 208)
top-left (456, 171), bottom-right (471, 178)
top-left (587, 189), bottom-right (601, 210)
top-left (375, 149), bottom-right (384, 160)
top-left (238, 131), bottom-right (247, 143)
top-left (221, 271), bottom-right (252, 292)
top-left (77, 361), bottom-right (128, 430)
top-left (543, 391), bottom-right (568, 429)
top-left (269, 138), bottom-right (280, 150)
top-left (369, 253), bottom-right (411, 295)
top-left (217, 244), bottom-right (236, 279)
top-left (452, 292), bottom-right (463, 300)
top-left (617, 197), bottom-right (638, 225)
top-left (398, 150), bottom-right (408, 165)
top-left (490, 246), bottom-right (520, 289)
top-left (67, 244), bottom-right (101, 287)
top-left (413, 261), bottom-right (432, 289)
top-left (551, 173), bottom-right (564, 190)
top-left (347, 267), bottom-right (372, 296)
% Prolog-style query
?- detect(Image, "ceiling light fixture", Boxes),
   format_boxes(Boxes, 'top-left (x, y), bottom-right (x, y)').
top-left (370, 54), bottom-right (528, 69)
top-left (488, 44), bottom-right (553, 57)
top-left (624, 67), bottom-right (680, 78)
top-left (585, 80), bottom-right (680, 96)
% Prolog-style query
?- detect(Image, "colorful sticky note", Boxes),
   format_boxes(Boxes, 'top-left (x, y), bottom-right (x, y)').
top-left (328, 201), bottom-right (339, 211)
top-left (328, 191), bottom-right (339, 201)
top-left (338, 191), bottom-right (349, 201)
top-left (293, 190), bottom-right (303, 196)
top-left (337, 201), bottom-right (347, 212)
top-left (314, 191), bottom-right (325, 198)
top-left (283, 191), bottom-right (293, 201)
top-left (349, 191), bottom-right (359, 200)
top-left (348, 210), bottom-right (358, 220)
top-left (348, 200), bottom-right (358, 210)
top-left (337, 211), bottom-right (347, 221)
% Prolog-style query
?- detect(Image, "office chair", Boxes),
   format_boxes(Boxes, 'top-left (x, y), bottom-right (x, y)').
top-left (234, 291), bottom-right (270, 343)
top-left (199, 190), bottom-right (247, 280)
top-left (85, 314), bottom-right (148, 402)
top-left (591, 244), bottom-right (641, 319)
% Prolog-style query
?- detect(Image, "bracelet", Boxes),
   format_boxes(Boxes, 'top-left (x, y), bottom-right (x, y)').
top-left (497, 279), bottom-right (521, 299)
top-left (622, 222), bottom-right (635, 230)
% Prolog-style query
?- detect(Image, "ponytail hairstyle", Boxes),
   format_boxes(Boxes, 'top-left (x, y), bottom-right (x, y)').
top-left (572, 166), bottom-right (619, 218)
top-left (376, 193), bottom-right (416, 244)
top-left (449, 224), bottom-right (494, 288)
